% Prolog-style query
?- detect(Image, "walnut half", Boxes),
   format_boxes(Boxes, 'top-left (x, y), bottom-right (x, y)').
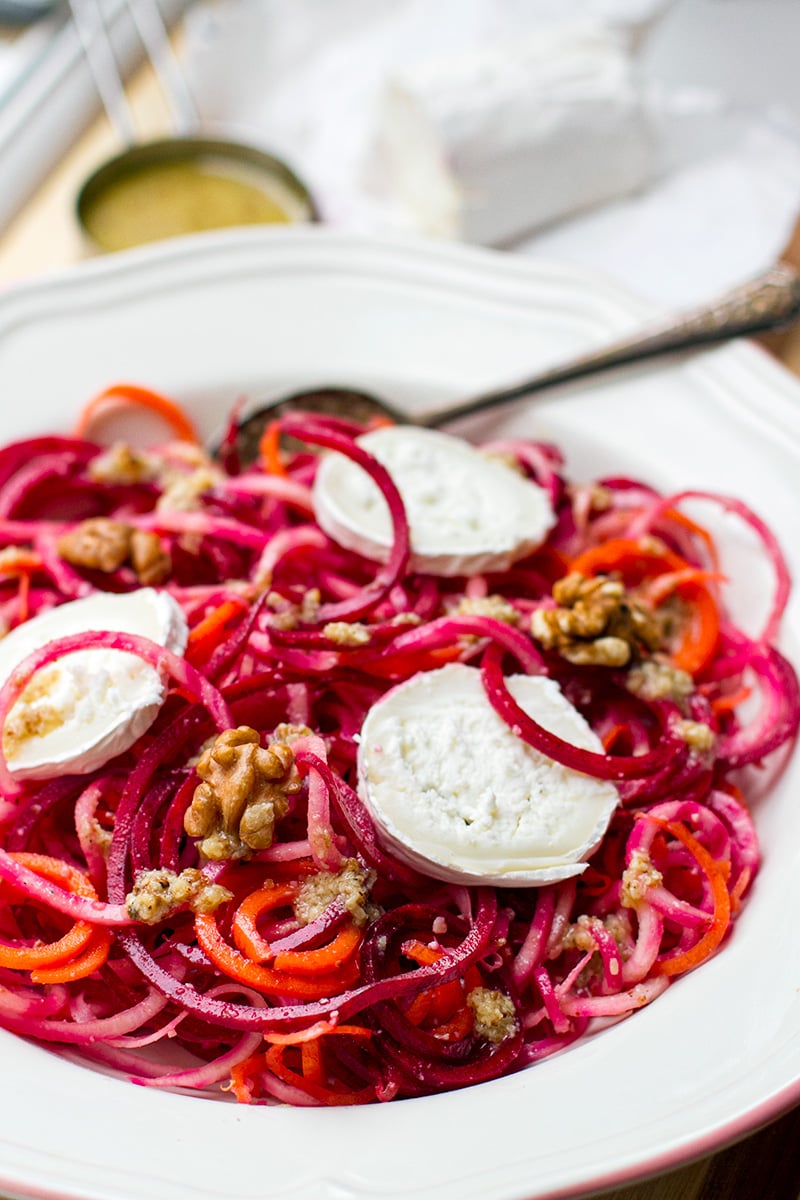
top-left (184, 726), bottom-right (302, 860)
top-left (57, 518), bottom-right (171, 585)
top-left (531, 572), bottom-right (663, 668)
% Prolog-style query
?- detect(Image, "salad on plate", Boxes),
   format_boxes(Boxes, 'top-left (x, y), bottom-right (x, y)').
top-left (0, 380), bottom-right (794, 1107)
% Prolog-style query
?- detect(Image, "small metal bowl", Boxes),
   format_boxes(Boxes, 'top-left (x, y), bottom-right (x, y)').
top-left (76, 135), bottom-right (317, 254)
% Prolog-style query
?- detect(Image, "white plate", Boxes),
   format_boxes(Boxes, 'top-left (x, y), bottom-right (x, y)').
top-left (0, 228), bottom-right (798, 1200)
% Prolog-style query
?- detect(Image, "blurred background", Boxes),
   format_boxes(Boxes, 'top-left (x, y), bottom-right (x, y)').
top-left (2, 0), bottom-right (800, 316)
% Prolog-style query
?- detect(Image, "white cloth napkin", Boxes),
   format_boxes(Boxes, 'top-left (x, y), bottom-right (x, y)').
top-left (182, 0), bottom-right (800, 310)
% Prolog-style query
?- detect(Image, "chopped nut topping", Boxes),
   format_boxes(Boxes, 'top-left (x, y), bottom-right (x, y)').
top-left (466, 987), bottom-right (517, 1044)
top-left (627, 657), bottom-right (694, 705)
top-left (156, 466), bottom-right (222, 513)
top-left (449, 594), bottom-right (520, 625)
top-left (2, 667), bottom-right (71, 757)
top-left (299, 588), bottom-right (322, 623)
top-left (675, 719), bottom-right (715, 755)
top-left (56, 518), bottom-right (170, 585)
top-left (322, 621), bottom-right (371, 647)
top-left (88, 442), bottom-right (158, 486)
top-left (294, 859), bottom-right (376, 928)
top-left (270, 722), bottom-right (312, 745)
top-left (583, 483), bottom-right (613, 512)
top-left (531, 572), bottom-right (663, 668)
top-left (184, 726), bottom-right (301, 860)
top-left (4, 703), bottom-right (63, 755)
top-left (130, 529), bottom-right (171, 586)
top-left (621, 849), bottom-right (663, 908)
top-left (126, 867), bottom-right (232, 924)
top-left (561, 913), bottom-right (608, 953)
top-left (57, 518), bottom-right (132, 574)
top-left (85, 818), bottom-right (112, 857)
top-left (267, 588), bottom-right (322, 630)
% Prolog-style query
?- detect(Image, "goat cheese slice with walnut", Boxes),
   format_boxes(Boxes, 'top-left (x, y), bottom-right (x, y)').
top-left (0, 588), bottom-right (187, 780)
top-left (313, 426), bottom-right (555, 577)
top-left (357, 663), bottom-right (618, 885)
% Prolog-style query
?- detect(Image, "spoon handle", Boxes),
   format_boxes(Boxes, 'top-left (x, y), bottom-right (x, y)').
top-left (420, 262), bottom-right (800, 428)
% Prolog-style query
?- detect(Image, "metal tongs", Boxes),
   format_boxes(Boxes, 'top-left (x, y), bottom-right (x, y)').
top-left (67, 0), bottom-right (196, 143)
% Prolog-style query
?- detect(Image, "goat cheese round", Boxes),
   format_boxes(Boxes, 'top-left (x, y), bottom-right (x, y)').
top-left (357, 663), bottom-right (618, 885)
top-left (313, 426), bottom-right (555, 577)
top-left (0, 589), bottom-right (187, 780)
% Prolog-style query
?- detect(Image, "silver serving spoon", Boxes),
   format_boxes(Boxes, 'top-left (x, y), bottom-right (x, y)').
top-left (228, 262), bottom-right (800, 465)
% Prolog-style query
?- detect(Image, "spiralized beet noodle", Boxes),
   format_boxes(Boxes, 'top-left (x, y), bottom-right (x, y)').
top-left (0, 392), bottom-right (796, 1106)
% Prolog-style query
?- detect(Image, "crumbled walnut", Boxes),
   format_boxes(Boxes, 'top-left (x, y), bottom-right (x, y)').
top-left (156, 466), bottom-right (222, 513)
top-left (586, 484), bottom-right (612, 512)
top-left (621, 849), bottom-right (663, 908)
top-left (88, 442), bottom-right (158, 486)
top-left (130, 529), bottom-right (171, 586)
top-left (627, 657), bottom-right (694, 705)
top-left (448, 594), bottom-right (520, 625)
top-left (466, 987), bottom-right (517, 1044)
top-left (56, 518), bottom-right (171, 585)
top-left (322, 621), bottom-right (371, 647)
top-left (266, 606), bottom-right (295, 631)
top-left (3, 665), bottom-right (83, 757)
top-left (267, 588), bottom-right (322, 630)
top-left (270, 722), bottom-right (312, 745)
top-left (184, 726), bottom-right (301, 860)
top-left (562, 635), bottom-right (632, 668)
top-left (294, 859), bottom-right (377, 928)
top-left (298, 589), bottom-right (321, 623)
top-left (561, 913), bottom-right (607, 953)
top-left (531, 573), bottom-right (663, 667)
top-left (126, 867), bottom-right (232, 924)
top-left (675, 719), bottom-right (715, 754)
top-left (85, 818), bottom-right (112, 857)
top-left (57, 518), bottom-right (132, 573)
top-left (3, 696), bottom-right (63, 756)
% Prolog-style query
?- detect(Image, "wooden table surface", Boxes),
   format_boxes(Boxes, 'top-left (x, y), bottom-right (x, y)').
top-left (0, 19), bottom-right (799, 1200)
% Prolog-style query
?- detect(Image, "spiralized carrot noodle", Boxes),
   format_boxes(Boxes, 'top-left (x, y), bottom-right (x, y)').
top-left (0, 388), bottom-right (795, 1105)
top-left (73, 383), bottom-right (200, 445)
